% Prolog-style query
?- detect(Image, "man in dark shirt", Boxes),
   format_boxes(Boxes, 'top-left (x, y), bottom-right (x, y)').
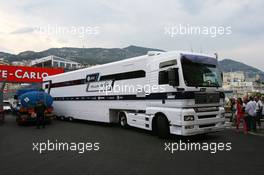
top-left (35, 101), bottom-right (46, 129)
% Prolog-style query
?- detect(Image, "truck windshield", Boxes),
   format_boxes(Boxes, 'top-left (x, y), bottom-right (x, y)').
top-left (181, 54), bottom-right (222, 87)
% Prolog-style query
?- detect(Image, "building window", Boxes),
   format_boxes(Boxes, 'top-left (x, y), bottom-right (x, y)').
top-left (72, 64), bottom-right (76, 68)
top-left (35, 63), bottom-right (43, 67)
top-left (53, 61), bottom-right (59, 67)
top-left (43, 60), bottom-right (52, 67)
top-left (66, 63), bottom-right (71, 69)
top-left (60, 62), bottom-right (65, 67)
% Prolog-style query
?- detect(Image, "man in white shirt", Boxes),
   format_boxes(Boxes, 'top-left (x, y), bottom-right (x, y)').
top-left (245, 97), bottom-right (257, 131)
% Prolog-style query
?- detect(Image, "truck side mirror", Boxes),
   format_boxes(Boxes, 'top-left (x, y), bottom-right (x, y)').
top-left (168, 68), bottom-right (179, 86)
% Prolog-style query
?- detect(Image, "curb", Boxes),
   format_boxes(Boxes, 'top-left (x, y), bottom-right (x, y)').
top-left (225, 122), bottom-right (264, 136)
top-left (248, 131), bottom-right (264, 137)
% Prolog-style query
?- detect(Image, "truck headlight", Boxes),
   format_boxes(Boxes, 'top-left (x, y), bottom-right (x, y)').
top-left (184, 115), bottom-right (195, 121)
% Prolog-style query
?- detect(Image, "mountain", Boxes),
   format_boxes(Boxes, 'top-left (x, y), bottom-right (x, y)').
top-left (218, 59), bottom-right (264, 80)
top-left (0, 52), bottom-right (17, 62)
top-left (2, 45), bottom-right (164, 65)
top-left (0, 45), bottom-right (263, 80)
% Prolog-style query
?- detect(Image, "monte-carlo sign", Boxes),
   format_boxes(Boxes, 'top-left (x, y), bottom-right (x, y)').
top-left (0, 65), bottom-right (64, 83)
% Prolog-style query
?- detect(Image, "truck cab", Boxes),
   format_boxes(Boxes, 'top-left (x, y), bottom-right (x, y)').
top-left (146, 52), bottom-right (225, 136)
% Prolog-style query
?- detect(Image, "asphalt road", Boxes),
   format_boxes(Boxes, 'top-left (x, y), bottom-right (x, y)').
top-left (0, 114), bottom-right (264, 175)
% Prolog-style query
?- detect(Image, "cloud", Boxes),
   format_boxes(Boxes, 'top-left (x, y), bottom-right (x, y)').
top-left (10, 27), bottom-right (34, 34)
top-left (0, 0), bottom-right (263, 69)
top-left (219, 37), bottom-right (264, 70)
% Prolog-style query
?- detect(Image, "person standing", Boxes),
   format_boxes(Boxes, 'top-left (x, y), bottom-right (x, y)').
top-left (229, 98), bottom-right (236, 123)
top-left (262, 96), bottom-right (264, 119)
top-left (236, 98), bottom-right (247, 134)
top-left (256, 96), bottom-right (263, 130)
top-left (35, 100), bottom-right (47, 129)
top-left (245, 97), bottom-right (257, 132)
top-left (243, 97), bottom-right (250, 132)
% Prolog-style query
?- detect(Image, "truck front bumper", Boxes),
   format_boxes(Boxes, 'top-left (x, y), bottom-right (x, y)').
top-left (169, 107), bottom-right (226, 136)
top-left (170, 121), bottom-right (226, 136)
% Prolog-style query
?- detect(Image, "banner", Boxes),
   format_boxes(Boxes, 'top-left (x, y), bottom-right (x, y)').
top-left (0, 65), bottom-right (64, 83)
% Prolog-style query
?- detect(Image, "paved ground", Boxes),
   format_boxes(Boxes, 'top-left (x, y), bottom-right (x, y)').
top-left (225, 115), bottom-right (264, 136)
top-left (0, 114), bottom-right (264, 175)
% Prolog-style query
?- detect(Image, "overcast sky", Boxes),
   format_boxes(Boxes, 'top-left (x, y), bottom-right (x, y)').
top-left (0, 0), bottom-right (263, 70)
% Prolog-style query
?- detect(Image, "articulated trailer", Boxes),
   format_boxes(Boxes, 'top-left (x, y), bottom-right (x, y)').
top-left (43, 51), bottom-right (225, 137)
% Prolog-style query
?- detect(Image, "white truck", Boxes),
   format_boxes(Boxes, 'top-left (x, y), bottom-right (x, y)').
top-left (43, 51), bottom-right (226, 137)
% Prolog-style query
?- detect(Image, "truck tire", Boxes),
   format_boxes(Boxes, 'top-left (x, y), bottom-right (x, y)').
top-left (119, 112), bottom-right (128, 128)
top-left (60, 116), bottom-right (65, 121)
top-left (157, 115), bottom-right (170, 138)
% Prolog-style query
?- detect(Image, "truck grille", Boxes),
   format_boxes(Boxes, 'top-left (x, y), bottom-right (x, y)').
top-left (198, 115), bottom-right (216, 119)
top-left (195, 92), bottom-right (220, 104)
top-left (194, 107), bottom-right (219, 113)
top-left (199, 124), bottom-right (215, 128)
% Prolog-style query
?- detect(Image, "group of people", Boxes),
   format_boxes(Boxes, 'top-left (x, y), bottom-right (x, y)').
top-left (228, 96), bottom-right (263, 134)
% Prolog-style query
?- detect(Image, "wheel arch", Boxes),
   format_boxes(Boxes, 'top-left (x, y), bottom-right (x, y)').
top-left (152, 112), bottom-right (168, 132)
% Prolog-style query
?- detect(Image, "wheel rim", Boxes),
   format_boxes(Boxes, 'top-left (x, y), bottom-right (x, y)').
top-left (120, 116), bottom-right (126, 126)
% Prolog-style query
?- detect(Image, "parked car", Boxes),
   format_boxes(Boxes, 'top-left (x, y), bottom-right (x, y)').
top-left (3, 100), bottom-right (11, 112)
top-left (9, 99), bottom-right (20, 114)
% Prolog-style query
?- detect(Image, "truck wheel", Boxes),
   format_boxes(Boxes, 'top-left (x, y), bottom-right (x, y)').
top-left (68, 117), bottom-right (74, 122)
top-left (60, 116), bottom-right (65, 121)
top-left (119, 112), bottom-right (128, 128)
top-left (157, 115), bottom-right (170, 138)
